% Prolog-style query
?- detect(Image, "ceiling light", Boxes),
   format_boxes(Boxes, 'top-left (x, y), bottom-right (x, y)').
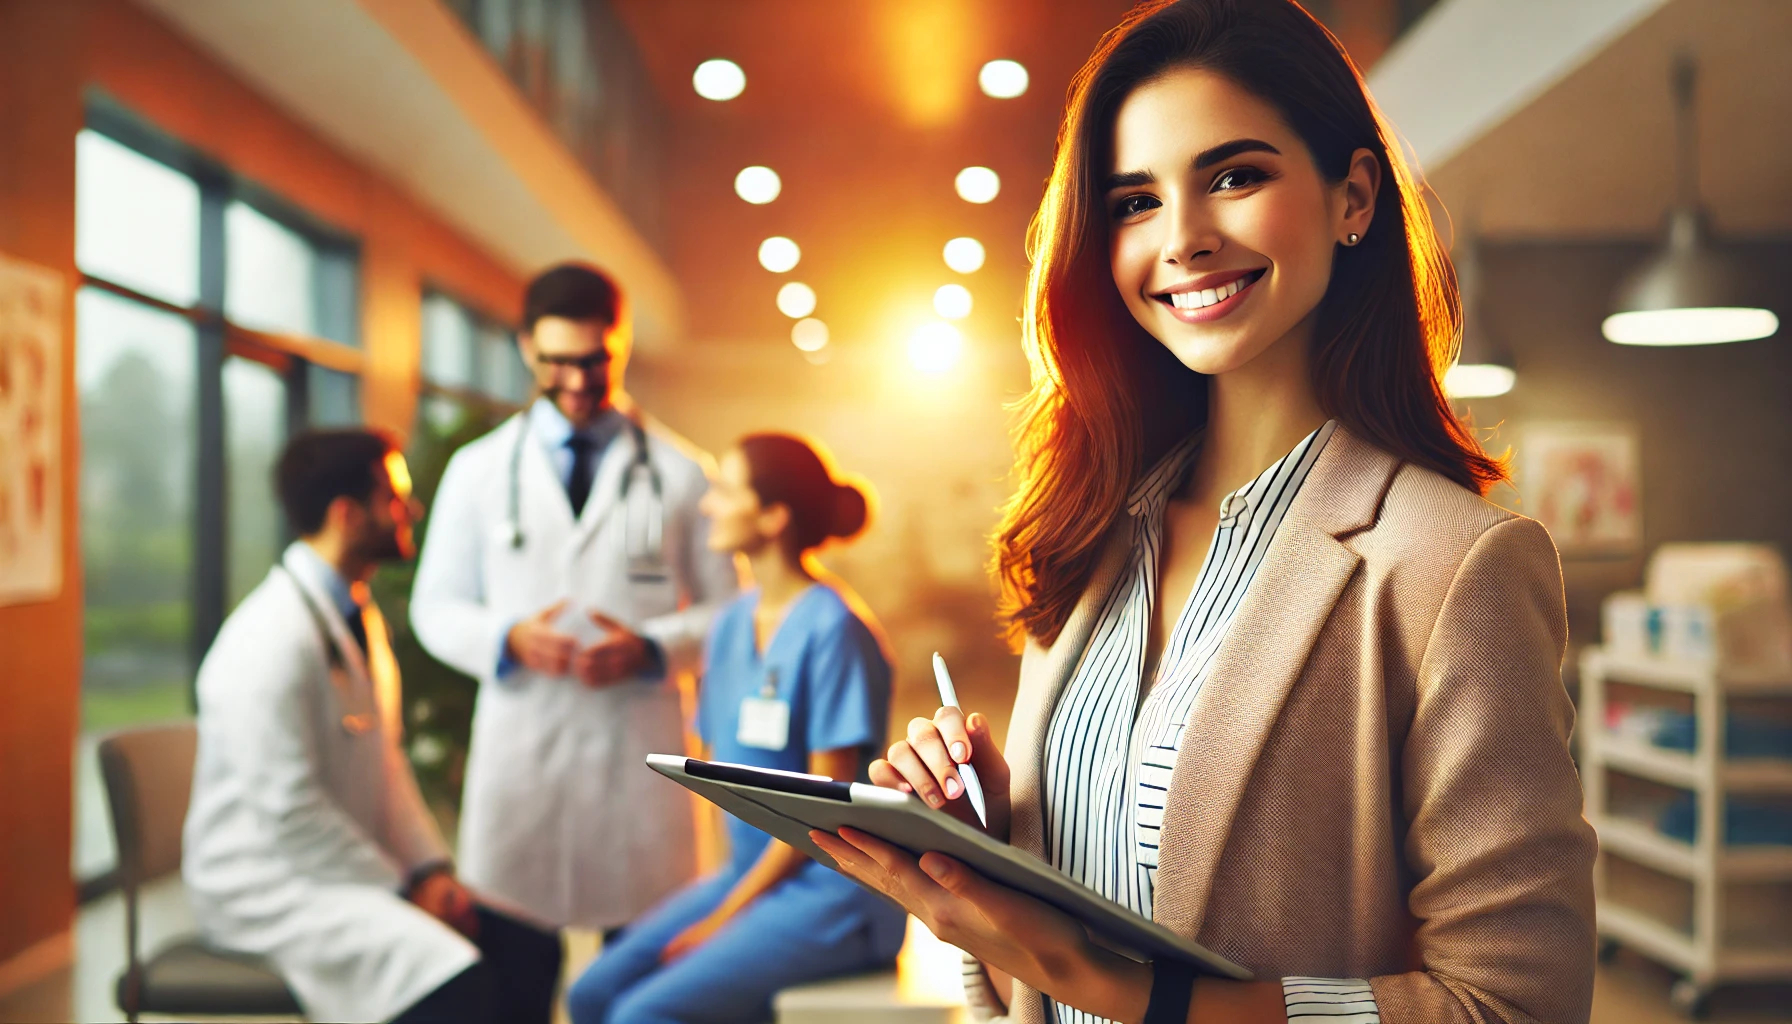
top-left (791, 318), bottom-right (829, 352)
top-left (908, 321), bottom-right (963, 374)
top-left (735, 166), bottom-right (781, 205)
top-left (943, 237), bottom-right (985, 274)
top-left (758, 236), bottom-right (800, 273)
top-left (933, 284), bottom-right (972, 320)
top-left (692, 59), bottom-right (746, 101)
top-left (1604, 54), bottom-right (1776, 347)
top-left (776, 282), bottom-right (816, 318)
top-left (955, 167), bottom-right (1000, 204)
top-left (1445, 231), bottom-right (1516, 400)
top-left (978, 60), bottom-right (1029, 99)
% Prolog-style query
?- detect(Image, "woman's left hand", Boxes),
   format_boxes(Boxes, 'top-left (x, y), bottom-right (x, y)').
top-left (661, 908), bottom-right (733, 963)
top-left (810, 827), bottom-right (1149, 1021)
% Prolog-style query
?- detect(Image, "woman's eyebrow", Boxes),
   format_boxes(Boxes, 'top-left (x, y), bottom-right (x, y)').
top-left (1102, 169), bottom-right (1155, 192)
top-left (1192, 138), bottom-right (1281, 170)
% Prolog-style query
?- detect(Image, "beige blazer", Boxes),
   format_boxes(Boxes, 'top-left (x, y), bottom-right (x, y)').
top-left (997, 425), bottom-right (1596, 1024)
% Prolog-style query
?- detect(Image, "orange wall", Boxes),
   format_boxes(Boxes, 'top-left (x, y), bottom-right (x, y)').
top-left (0, 0), bottom-right (526, 968)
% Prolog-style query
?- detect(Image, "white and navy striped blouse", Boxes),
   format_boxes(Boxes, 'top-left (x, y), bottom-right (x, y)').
top-left (1038, 419), bottom-right (1380, 1024)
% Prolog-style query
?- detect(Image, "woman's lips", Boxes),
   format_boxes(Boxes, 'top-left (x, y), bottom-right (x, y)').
top-left (1156, 269), bottom-right (1265, 323)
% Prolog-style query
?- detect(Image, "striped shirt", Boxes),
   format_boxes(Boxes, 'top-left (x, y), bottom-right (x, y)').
top-left (1038, 420), bottom-right (1379, 1024)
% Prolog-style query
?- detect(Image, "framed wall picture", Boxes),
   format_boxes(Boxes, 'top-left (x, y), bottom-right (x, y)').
top-left (1519, 421), bottom-right (1642, 557)
top-left (0, 252), bottom-right (64, 605)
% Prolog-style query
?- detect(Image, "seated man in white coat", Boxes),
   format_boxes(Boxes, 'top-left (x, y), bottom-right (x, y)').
top-left (184, 430), bottom-right (561, 1024)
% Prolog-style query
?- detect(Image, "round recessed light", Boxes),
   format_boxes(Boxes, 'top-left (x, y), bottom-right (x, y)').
top-left (908, 321), bottom-right (963, 374)
top-left (692, 59), bottom-right (746, 101)
top-left (978, 60), bottom-right (1029, 99)
top-left (758, 236), bottom-right (800, 273)
top-left (933, 284), bottom-right (972, 320)
top-left (777, 281), bottom-right (816, 318)
top-left (792, 317), bottom-right (829, 352)
top-left (735, 166), bottom-right (781, 204)
top-left (943, 237), bottom-right (985, 274)
top-left (955, 166), bottom-right (1000, 204)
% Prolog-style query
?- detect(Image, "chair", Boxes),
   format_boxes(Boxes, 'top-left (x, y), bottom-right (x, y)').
top-left (98, 722), bottom-right (303, 1022)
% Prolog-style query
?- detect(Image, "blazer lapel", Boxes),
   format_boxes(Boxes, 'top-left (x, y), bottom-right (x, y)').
top-left (1007, 521), bottom-right (1134, 860)
top-left (1150, 426), bottom-right (1401, 939)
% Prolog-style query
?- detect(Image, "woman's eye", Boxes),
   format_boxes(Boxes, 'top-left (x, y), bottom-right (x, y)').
top-left (1112, 194), bottom-right (1161, 219)
top-left (1211, 167), bottom-right (1269, 192)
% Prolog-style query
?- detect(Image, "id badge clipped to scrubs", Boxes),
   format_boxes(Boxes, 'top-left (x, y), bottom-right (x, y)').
top-left (737, 669), bottom-right (790, 751)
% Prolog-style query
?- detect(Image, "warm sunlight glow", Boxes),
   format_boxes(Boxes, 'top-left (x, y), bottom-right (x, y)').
top-left (692, 59), bottom-right (746, 101)
top-left (735, 166), bottom-right (781, 205)
top-left (955, 166), bottom-right (1000, 204)
top-left (933, 284), bottom-right (973, 320)
top-left (978, 60), bottom-right (1029, 99)
top-left (758, 236), bottom-right (800, 273)
top-left (383, 450), bottom-right (413, 501)
top-left (895, 916), bottom-right (970, 1007)
top-left (943, 237), bottom-right (985, 274)
top-left (908, 321), bottom-right (963, 373)
top-left (1443, 363), bottom-right (1516, 399)
top-left (1602, 307), bottom-right (1778, 346)
top-left (777, 282), bottom-right (817, 319)
top-left (791, 317), bottom-right (829, 352)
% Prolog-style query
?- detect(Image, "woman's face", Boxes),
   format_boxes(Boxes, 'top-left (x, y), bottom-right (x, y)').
top-left (1105, 67), bottom-right (1374, 376)
top-left (699, 450), bottom-right (781, 554)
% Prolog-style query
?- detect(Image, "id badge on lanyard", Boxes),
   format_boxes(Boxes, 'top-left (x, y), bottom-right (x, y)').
top-left (737, 668), bottom-right (791, 751)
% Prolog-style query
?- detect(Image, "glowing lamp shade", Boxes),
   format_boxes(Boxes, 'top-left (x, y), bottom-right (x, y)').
top-left (908, 322), bottom-right (963, 374)
top-left (955, 167), bottom-right (1000, 204)
top-left (978, 60), bottom-right (1029, 99)
top-left (791, 317), bottom-right (829, 352)
top-left (776, 282), bottom-right (816, 318)
top-left (943, 237), bottom-right (985, 274)
top-left (1443, 363), bottom-right (1517, 399)
top-left (735, 166), bottom-right (781, 205)
top-left (758, 236), bottom-right (800, 273)
top-left (1603, 307), bottom-right (1778, 346)
top-left (933, 284), bottom-right (972, 320)
top-left (692, 59), bottom-right (746, 101)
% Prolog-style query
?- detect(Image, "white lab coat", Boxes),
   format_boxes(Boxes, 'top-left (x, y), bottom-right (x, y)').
top-left (184, 546), bottom-right (476, 1024)
top-left (410, 410), bottom-right (738, 929)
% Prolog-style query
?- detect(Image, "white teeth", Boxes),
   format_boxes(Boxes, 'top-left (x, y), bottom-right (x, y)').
top-left (1167, 275), bottom-right (1252, 310)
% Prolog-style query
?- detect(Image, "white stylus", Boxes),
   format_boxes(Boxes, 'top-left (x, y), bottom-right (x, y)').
top-left (931, 652), bottom-right (988, 827)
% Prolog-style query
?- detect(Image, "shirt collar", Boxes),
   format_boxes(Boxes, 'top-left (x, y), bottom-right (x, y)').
top-left (528, 397), bottom-right (626, 453)
top-left (284, 540), bottom-right (361, 624)
top-left (1126, 419), bottom-right (1339, 521)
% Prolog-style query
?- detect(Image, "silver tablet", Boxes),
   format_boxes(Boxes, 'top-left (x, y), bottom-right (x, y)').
top-left (646, 753), bottom-right (1250, 978)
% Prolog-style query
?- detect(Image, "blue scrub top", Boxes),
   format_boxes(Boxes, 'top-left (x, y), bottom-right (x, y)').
top-left (698, 584), bottom-right (891, 877)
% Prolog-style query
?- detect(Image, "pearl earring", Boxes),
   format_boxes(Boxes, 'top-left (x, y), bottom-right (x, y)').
top-left (1346, 232), bottom-right (1360, 246)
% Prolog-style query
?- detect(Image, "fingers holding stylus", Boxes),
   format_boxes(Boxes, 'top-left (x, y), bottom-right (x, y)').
top-left (932, 705), bottom-right (974, 766)
top-left (881, 732), bottom-right (952, 809)
top-left (907, 716), bottom-right (966, 803)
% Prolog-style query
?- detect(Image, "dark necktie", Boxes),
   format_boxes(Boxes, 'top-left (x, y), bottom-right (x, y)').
top-left (346, 606), bottom-right (370, 659)
top-left (566, 434), bottom-right (596, 517)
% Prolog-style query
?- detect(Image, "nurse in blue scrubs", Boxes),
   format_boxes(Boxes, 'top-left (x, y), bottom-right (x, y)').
top-left (567, 432), bottom-right (908, 1024)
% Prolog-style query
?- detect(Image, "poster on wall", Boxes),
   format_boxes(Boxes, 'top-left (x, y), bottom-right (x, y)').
top-left (1520, 421), bottom-right (1642, 557)
top-left (0, 252), bottom-right (64, 605)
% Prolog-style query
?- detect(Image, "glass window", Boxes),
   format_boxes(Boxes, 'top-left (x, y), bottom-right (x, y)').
top-left (479, 324), bottom-right (529, 403)
top-left (75, 130), bottom-right (201, 307)
top-left (421, 292), bottom-right (476, 389)
top-left (309, 365), bottom-right (362, 426)
top-left (224, 357), bottom-right (288, 609)
top-left (225, 200), bottom-right (317, 338)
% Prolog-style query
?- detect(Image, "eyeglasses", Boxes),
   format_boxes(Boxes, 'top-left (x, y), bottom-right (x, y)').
top-left (533, 352), bottom-right (611, 376)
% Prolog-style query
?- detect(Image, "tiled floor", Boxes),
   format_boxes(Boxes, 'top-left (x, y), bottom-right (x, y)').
top-left (2, 879), bottom-right (1788, 1023)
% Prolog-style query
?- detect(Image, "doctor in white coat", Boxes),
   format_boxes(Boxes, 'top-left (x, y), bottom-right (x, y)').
top-left (185, 430), bottom-right (563, 1023)
top-left (411, 263), bottom-right (738, 934)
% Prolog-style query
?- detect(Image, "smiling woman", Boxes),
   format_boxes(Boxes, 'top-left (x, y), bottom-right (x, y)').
top-left (813, 3), bottom-right (1598, 1024)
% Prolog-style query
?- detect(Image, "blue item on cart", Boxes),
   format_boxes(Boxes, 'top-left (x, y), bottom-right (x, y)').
top-left (1647, 710), bottom-right (1792, 758)
top-left (1657, 793), bottom-right (1792, 846)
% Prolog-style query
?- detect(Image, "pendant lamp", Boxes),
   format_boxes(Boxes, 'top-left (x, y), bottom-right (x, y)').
top-left (1444, 230), bottom-right (1516, 398)
top-left (1602, 54), bottom-right (1778, 346)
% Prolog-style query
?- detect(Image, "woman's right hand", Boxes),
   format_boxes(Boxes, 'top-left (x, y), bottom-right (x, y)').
top-left (870, 707), bottom-right (1011, 842)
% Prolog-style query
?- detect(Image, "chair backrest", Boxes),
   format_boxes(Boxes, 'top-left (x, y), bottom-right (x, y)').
top-left (98, 722), bottom-right (197, 890)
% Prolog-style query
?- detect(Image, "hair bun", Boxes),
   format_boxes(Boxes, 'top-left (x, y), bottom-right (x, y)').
top-left (831, 482), bottom-right (868, 539)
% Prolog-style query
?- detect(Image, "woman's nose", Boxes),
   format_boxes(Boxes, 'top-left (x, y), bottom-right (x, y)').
top-left (1159, 199), bottom-right (1221, 265)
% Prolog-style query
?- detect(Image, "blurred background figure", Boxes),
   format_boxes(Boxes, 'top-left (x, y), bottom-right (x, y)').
top-left (410, 263), bottom-right (738, 940)
top-left (568, 433), bottom-right (904, 1023)
top-left (184, 430), bottom-right (561, 1023)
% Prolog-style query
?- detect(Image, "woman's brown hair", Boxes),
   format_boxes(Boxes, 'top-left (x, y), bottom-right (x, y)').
top-left (994, 0), bottom-right (1506, 647)
top-left (739, 433), bottom-right (872, 556)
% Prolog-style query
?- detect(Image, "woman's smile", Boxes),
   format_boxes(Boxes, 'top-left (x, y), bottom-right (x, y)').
top-left (1152, 267), bottom-right (1267, 322)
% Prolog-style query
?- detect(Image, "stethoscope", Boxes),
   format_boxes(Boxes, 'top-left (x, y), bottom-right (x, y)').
top-left (504, 413), bottom-right (669, 583)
